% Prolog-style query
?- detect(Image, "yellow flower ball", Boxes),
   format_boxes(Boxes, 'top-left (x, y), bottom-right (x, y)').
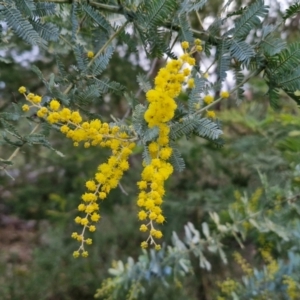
top-left (139, 224), bottom-right (148, 232)
top-left (194, 39), bottom-right (202, 45)
top-left (73, 251), bottom-right (80, 258)
top-left (82, 251), bottom-right (89, 257)
top-left (206, 110), bottom-right (216, 119)
top-left (141, 241), bottom-right (148, 249)
top-left (87, 51), bottom-right (94, 58)
top-left (220, 90), bottom-right (230, 98)
top-left (49, 99), bottom-right (60, 111)
top-left (155, 244), bottom-right (161, 251)
top-left (181, 41), bottom-right (189, 49)
top-left (18, 86), bottom-right (26, 94)
top-left (22, 104), bottom-right (30, 112)
top-left (203, 95), bottom-right (214, 105)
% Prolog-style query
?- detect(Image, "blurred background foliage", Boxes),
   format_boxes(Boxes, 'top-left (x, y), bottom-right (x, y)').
top-left (1, 0), bottom-right (300, 299)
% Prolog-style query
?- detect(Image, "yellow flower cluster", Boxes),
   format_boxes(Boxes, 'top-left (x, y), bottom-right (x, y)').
top-left (220, 90), bottom-right (230, 99)
top-left (87, 51), bottom-right (94, 58)
top-left (283, 275), bottom-right (298, 300)
top-left (217, 278), bottom-right (239, 295)
top-left (260, 248), bottom-right (279, 280)
top-left (19, 88), bottom-right (136, 257)
top-left (203, 94), bottom-right (214, 105)
top-left (248, 187), bottom-right (263, 212)
top-left (233, 251), bottom-right (253, 276)
top-left (139, 41), bottom-right (199, 249)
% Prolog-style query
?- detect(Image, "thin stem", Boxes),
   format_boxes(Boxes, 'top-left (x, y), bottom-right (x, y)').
top-left (89, 1), bottom-right (121, 13)
top-left (37, 0), bottom-right (121, 13)
top-left (197, 67), bottom-right (264, 114)
top-left (204, 58), bottom-right (217, 74)
top-left (118, 182), bottom-right (128, 196)
top-left (0, 123), bottom-right (40, 178)
top-left (195, 11), bottom-right (204, 29)
top-left (88, 21), bottom-right (128, 67)
top-left (59, 34), bottom-right (73, 48)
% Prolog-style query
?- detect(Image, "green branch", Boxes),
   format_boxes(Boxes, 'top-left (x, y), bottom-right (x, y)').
top-left (37, 0), bottom-right (121, 13)
top-left (37, 0), bottom-right (219, 43)
top-left (0, 123), bottom-right (40, 179)
top-left (197, 67), bottom-right (264, 114)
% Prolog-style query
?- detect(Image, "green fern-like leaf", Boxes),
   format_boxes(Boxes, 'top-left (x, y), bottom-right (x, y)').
top-left (267, 83), bottom-right (281, 110)
top-left (226, 6), bottom-right (247, 18)
top-left (81, 4), bottom-right (111, 33)
top-left (71, 2), bottom-right (79, 41)
top-left (233, 0), bottom-right (268, 39)
top-left (143, 126), bottom-right (159, 143)
top-left (137, 73), bottom-right (152, 93)
top-left (216, 39), bottom-right (231, 81)
top-left (260, 36), bottom-right (286, 56)
top-left (283, 2), bottom-right (300, 20)
top-left (179, 0), bottom-right (207, 13)
top-left (48, 86), bottom-right (70, 106)
top-left (34, 2), bottom-right (56, 17)
top-left (269, 43), bottom-right (300, 75)
top-left (276, 67), bottom-right (300, 92)
top-left (2, 132), bottom-right (23, 147)
top-left (142, 145), bottom-right (151, 165)
top-left (233, 68), bottom-right (245, 104)
top-left (0, 119), bottom-right (22, 138)
top-left (55, 56), bottom-right (68, 79)
top-left (132, 104), bottom-right (147, 135)
top-left (230, 39), bottom-right (255, 65)
top-left (137, 0), bottom-right (177, 29)
top-left (169, 142), bottom-right (185, 172)
top-left (74, 85), bottom-right (101, 105)
top-left (170, 117), bottom-right (199, 140)
top-left (31, 65), bottom-right (44, 81)
top-left (188, 76), bottom-right (206, 113)
top-left (0, 112), bottom-right (20, 121)
top-left (30, 19), bottom-right (59, 42)
top-left (15, 0), bottom-right (35, 17)
top-left (132, 104), bottom-right (147, 137)
top-left (3, 6), bottom-right (44, 46)
top-left (195, 117), bottom-right (223, 140)
top-left (92, 78), bottom-right (125, 95)
top-left (177, 13), bottom-right (193, 44)
top-left (90, 46), bottom-right (114, 76)
top-left (74, 44), bottom-right (89, 73)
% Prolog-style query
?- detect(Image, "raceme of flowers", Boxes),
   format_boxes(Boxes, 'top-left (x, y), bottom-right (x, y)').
top-left (138, 40), bottom-right (201, 250)
top-left (18, 88), bottom-right (136, 257)
top-left (17, 40), bottom-right (230, 256)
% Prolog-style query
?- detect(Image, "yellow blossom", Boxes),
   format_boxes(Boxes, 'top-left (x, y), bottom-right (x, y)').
top-left (204, 94), bottom-right (214, 104)
top-left (89, 225), bottom-right (96, 232)
top-left (86, 238), bottom-right (93, 245)
top-left (194, 39), bottom-right (201, 45)
top-left (140, 224), bottom-right (148, 232)
top-left (220, 90), bottom-right (230, 98)
top-left (155, 244), bottom-right (161, 250)
top-left (49, 99), bottom-right (60, 111)
top-left (82, 251), bottom-right (89, 257)
top-left (196, 45), bottom-right (203, 51)
top-left (18, 86), bottom-right (26, 94)
top-left (87, 51), bottom-right (94, 58)
top-left (181, 41), bottom-right (189, 49)
top-left (141, 241), bottom-right (148, 249)
top-left (187, 78), bottom-right (195, 88)
top-left (86, 180), bottom-right (97, 191)
top-left (206, 110), bottom-right (216, 119)
top-left (22, 104), bottom-right (30, 112)
top-left (73, 251), bottom-right (80, 258)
